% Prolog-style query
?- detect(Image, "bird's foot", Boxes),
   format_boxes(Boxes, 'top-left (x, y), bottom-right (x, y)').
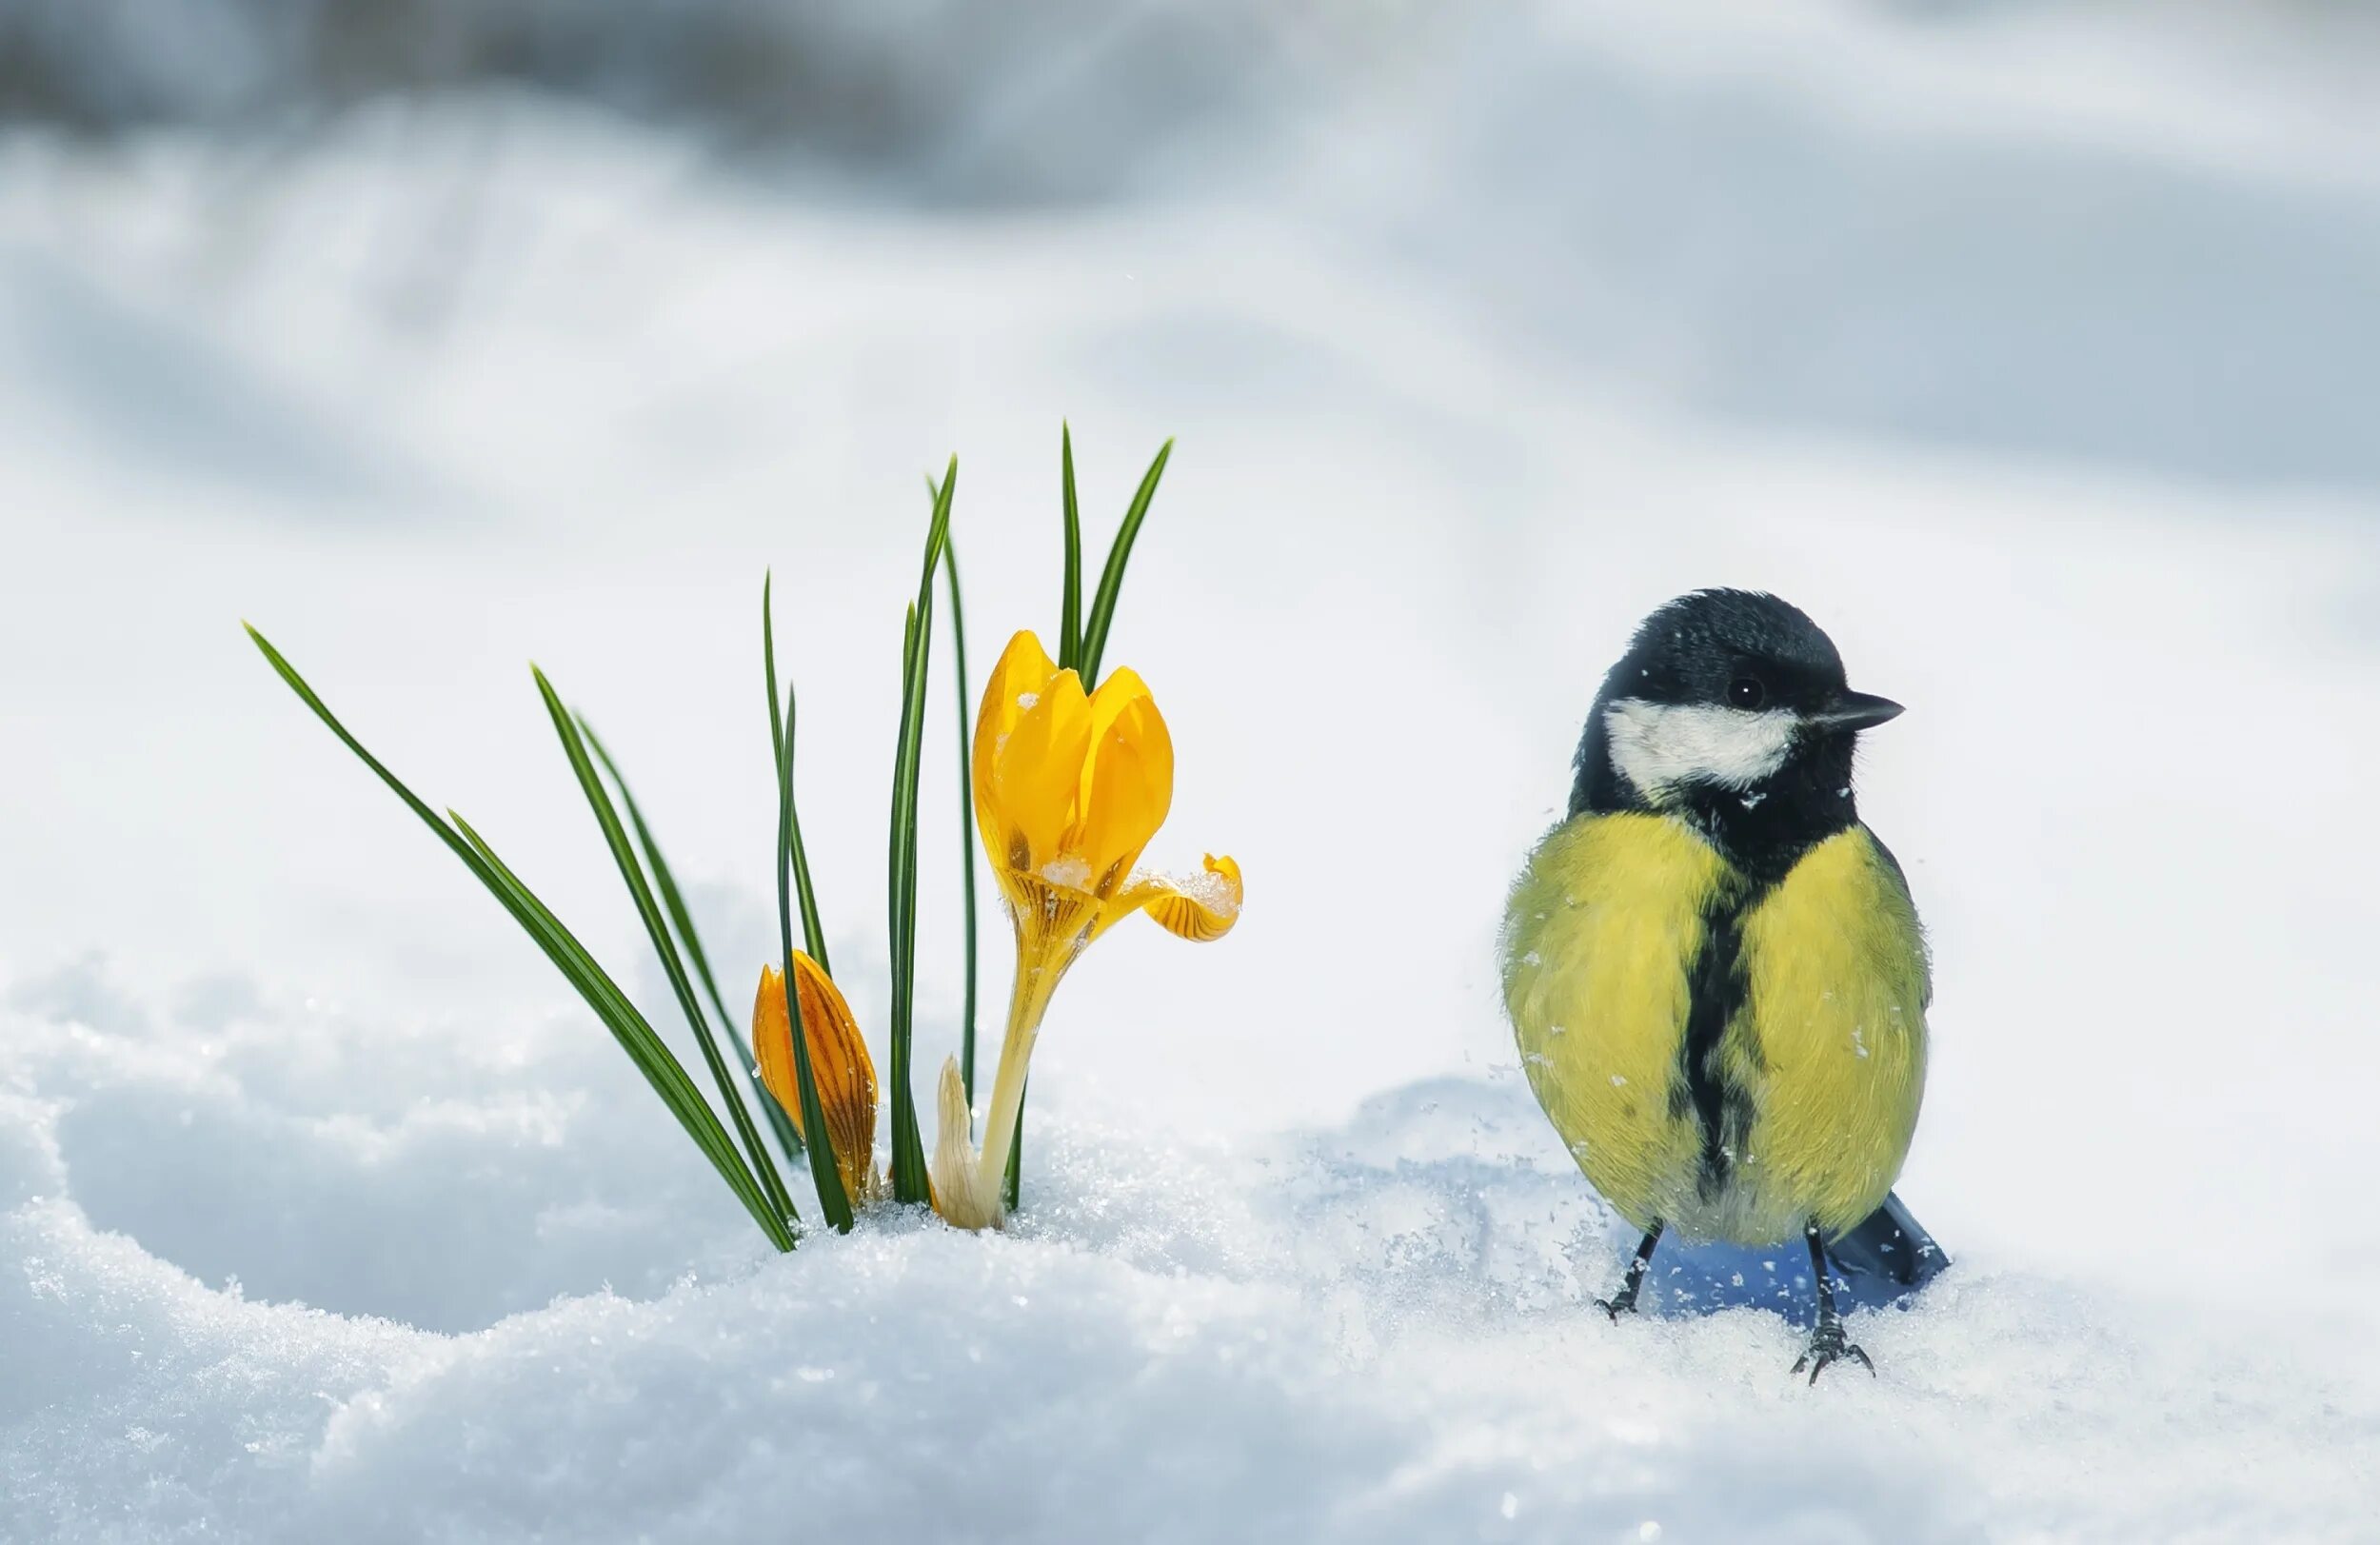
top-left (1593, 1288), bottom-right (1641, 1323)
top-left (1789, 1321), bottom-right (1874, 1384)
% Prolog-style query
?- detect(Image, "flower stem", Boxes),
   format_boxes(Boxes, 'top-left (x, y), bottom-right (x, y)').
top-left (977, 961), bottom-right (1061, 1198)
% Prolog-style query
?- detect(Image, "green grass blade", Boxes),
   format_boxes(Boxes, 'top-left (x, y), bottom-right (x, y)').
top-left (1003, 1076), bottom-right (1025, 1211)
top-left (762, 584), bottom-right (851, 1226)
top-left (577, 714), bottom-right (807, 1167)
top-left (1060, 422), bottom-right (1083, 671)
top-left (885, 596), bottom-right (930, 1202)
top-left (448, 812), bottom-right (795, 1249)
top-left (248, 629), bottom-right (732, 1166)
top-left (942, 535), bottom-right (980, 1105)
top-left (577, 717), bottom-right (733, 1026)
top-left (1077, 437), bottom-right (1174, 686)
top-left (784, 717), bottom-right (828, 970)
top-left (764, 571), bottom-right (784, 779)
top-left (763, 575), bottom-right (830, 973)
top-left (884, 458), bottom-right (956, 1203)
top-left (244, 624), bottom-right (793, 1251)
top-left (535, 671), bottom-right (801, 1233)
top-left (773, 669), bottom-right (854, 1229)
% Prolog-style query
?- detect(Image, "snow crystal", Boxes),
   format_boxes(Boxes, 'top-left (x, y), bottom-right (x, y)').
top-left (1040, 856), bottom-right (1095, 890)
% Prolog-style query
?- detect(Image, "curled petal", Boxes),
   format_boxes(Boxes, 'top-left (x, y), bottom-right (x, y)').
top-left (930, 1057), bottom-right (1005, 1231)
top-left (973, 631), bottom-right (1061, 856)
top-left (1121, 854), bottom-right (1244, 942)
top-left (1071, 675), bottom-right (1173, 893)
top-left (752, 958), bottom-right (880, 1203)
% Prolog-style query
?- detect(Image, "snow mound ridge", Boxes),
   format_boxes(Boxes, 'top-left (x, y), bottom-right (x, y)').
top-left (4, 976), bottom-right (2373, 1542)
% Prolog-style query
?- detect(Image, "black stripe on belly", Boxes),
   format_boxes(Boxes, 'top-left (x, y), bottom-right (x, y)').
top-left (1674, 875), bottom-right (1768, 1198)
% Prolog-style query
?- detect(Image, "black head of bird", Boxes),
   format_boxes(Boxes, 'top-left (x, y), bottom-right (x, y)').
top-left (1570, 589), bottom-right (1903, 883)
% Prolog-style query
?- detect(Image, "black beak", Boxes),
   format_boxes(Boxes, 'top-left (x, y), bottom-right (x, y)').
top-left (1807, 690), bottom-right (1904, 733)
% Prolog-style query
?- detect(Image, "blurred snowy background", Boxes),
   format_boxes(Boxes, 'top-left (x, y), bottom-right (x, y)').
top-left (5, 2), bottom-right (2379, 1539)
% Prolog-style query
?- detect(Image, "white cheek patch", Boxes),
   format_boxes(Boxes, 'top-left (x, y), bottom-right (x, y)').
top-left (1603, 698), bottom-right (1799, 799)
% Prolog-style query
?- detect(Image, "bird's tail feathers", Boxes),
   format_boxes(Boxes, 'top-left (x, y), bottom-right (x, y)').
top-left (1827, 1191), bottom-right (1950, 1287)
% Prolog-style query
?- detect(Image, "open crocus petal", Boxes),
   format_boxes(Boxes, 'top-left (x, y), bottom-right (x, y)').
top-left (1071, 676), bottom-right (1173, 894)
top-left (752, 958), bottom-right (880, 1204)
top-left (973, 630), bottom-right (1061, 851)
top-left (992, 665), bottom-right (1093, 873)
top-left (929, 1057), bottom-right (1005, 1230)
top-left (1120, 854), bottom-right (1245, 942)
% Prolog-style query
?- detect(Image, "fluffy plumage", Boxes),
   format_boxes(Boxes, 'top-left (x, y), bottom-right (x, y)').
top-left (1504, 815), bottom-right (1927, 1243)
top-left (1502, 590), bottom-right (1943, 1377)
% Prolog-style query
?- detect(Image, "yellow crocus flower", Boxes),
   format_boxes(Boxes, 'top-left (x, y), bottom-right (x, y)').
top-left (931, 629), bottom-right (1243, 1229)
top-left (753, 956), bottom-right (883, 1208)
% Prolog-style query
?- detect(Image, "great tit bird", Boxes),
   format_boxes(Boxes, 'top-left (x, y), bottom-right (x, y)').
top-left (1500, 590), bottom-right (1947, 1381)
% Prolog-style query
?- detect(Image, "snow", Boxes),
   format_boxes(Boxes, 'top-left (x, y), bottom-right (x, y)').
top-left (7, 2), bottom-right (2380, 1538)
top-left (8, 988), bottom-right (2375, 1541)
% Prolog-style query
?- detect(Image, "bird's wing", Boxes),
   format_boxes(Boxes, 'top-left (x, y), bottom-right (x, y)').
top-left (1861, 824), bottom-right (1933, 1012)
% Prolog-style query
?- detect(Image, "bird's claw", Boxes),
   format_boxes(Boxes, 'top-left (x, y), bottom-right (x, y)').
top-left (1790, 1323), bottom-right (1874, 1384)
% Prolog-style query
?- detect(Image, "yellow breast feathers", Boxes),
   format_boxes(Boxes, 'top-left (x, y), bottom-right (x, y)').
top-left (1501, 814), bottom-right (1723, 1234)
top-left (1732, 829), bottom-right (1929, 1238)
top-left (1501, 814), bottom-right (1929, 1244)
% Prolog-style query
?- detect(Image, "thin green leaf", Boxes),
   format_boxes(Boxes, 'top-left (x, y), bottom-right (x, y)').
top-left (764, 571), bottom-right (783, 780)
top-left (245, 624), bottom-right (793, 1251)
top-left (884, 459), bottom-right (956, 1203)
top-left (1003, 1076), bottom-right (1025, 1211)
top-left (765, 607), bottom-right (855, 1231)
top-left (764, 575), bottom-right (830, 973)
top-left (535, 670), bottom-right (801, 1233)
top-left (578, 715), bottom-right (807, 1166)
top-left (1060, 422), bottom-right (1083, 671)
top-left (577, 718), bottom-right (731, 1026)
top-left (943, 535), bottom-right (979, 1105)
top-left (248, 627), bottom-right (742, 1191)
top-left (449, 813), bottom-right (795, 1248)
top-left (1076, 437), bottom-right (1173, 686)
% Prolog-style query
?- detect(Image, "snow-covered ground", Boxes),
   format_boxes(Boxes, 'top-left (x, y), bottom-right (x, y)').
top-left (6, 4), bottom-right (2380, 1538)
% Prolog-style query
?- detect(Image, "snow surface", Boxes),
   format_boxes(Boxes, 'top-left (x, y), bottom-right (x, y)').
top-left (7, 990), bottom-right (2375, 1542)
top-left (7, 3), bottom-right (2380, 1539)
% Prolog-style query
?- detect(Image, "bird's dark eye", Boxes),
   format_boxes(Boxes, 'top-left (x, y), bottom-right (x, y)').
top-left (1728, 676), bottom-right (1766, 710)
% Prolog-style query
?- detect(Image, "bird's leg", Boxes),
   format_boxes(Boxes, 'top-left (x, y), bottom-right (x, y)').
top-left (1791, 1223), bottom-right (1874, 1383)
top-left (1596, 1224), bottom-right (1663, 1321)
